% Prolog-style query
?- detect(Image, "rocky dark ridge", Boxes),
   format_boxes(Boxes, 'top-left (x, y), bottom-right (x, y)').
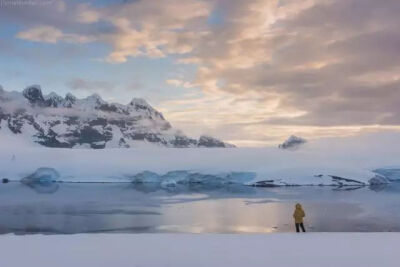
top-left (278, 135), bottom-right (307, 150)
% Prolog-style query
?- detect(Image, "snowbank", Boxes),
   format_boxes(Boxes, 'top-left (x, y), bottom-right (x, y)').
top-left (0, 233), bottom-right (398, 267)
top-left (1, 132), bottom-right (400, 186)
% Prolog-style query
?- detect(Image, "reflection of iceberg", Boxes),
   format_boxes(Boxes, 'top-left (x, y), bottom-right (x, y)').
top-left (20, 168), bottom-right (60, 194)
top-left (369, 183), bottom-right (388, 192)
top-left (129, 181), bottom-right (256, 195)
top-left (332, 185), bottom-right (365, 191)
top-left (128, 183), bottom-right (160, 193)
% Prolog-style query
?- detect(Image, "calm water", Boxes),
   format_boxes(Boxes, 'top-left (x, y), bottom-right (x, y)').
top-left (0, 182), bottom-right (399, 234)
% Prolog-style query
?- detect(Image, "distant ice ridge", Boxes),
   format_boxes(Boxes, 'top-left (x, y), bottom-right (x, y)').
top-left (128, 171), bottom-right (256, 187)
top-left (14, 166), bottom-right (395, 188)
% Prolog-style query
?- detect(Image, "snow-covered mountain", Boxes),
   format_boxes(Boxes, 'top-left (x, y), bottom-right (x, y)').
top-left (0, 85), bottom-right (234, 148)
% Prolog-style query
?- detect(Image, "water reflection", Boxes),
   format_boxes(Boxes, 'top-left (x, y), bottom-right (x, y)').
top-left (20, 167), bottom-right (60, 194)
top-left (21, 181), bottom-right (60, 194)
top-left (369, 183), bottom-right (388, 192)
top-left (331, 185), bottom-right (365, 191)
top-left (244, 199), bottom-right (279, 205)
top-left (0, 182), bottom-right (400, 234)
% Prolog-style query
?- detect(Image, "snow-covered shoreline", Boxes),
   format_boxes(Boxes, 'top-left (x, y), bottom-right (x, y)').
top-left (1, 132), bottom-right (400, 186)
top-left (1, 233), bottom-right (398, 267)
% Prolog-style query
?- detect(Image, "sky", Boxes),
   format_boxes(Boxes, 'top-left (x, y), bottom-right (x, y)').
top-left (1, 0), bottom-right (400, 146)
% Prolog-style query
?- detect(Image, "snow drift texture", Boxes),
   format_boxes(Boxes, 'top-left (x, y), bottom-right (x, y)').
top-left (2, 234), bottom-right (398, 267)
top-left (0, 85), bottom-right (233, 148)
top-left (1, 132), bottom-right (400, 186)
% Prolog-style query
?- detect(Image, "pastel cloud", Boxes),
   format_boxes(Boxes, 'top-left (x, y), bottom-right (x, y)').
top-left (16, 25), bottom-right (94, 44)
top-left (76, 0), bottom-right (211, 62)
top-left (10, 0), bottom-right (210, 61)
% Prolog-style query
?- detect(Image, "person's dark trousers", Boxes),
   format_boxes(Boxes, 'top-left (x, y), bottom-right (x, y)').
top-left (295, 223), bottom-right (306, 232)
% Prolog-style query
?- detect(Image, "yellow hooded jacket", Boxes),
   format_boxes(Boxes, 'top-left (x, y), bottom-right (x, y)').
top-left (293, 204), bottom-right (305, 223)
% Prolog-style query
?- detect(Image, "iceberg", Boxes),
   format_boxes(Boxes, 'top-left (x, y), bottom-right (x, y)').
top-left (373, 169), bottom-right (400, 181)
top-left (369, 175), bottom-right (390, 185)
top-left (21, 167), bottom-right (60, 184)
top-left (128, 171), bottom-right (256, 188)
top-left (129, 171), bottom-right (160, 184)
top-left (20, 167), bottom-right (60, 194)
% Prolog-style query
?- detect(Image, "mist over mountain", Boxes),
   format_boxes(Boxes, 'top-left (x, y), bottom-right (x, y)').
top-left (0, 85), bottom-right (234, 149)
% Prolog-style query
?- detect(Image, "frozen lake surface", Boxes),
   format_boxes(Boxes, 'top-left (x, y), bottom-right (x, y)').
top-left (0, 182), bottom-right (400, 234)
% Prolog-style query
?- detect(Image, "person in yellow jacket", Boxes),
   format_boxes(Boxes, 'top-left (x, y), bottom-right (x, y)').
top-left (293, 203), bottom-right (306, 232)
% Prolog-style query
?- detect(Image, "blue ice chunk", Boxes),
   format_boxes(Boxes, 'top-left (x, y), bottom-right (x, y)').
top-left (226, 172), bottom-right (256, 184)
top-left (20, 167), bottom-right (60, 194)
top-left (21, 167), bottom-right (60, 185)
top-left (369, 175), bottom-right (390, 185)
top-left (373, 168), bottom-right (400, 181)
top-left (130, 171), bottom-right (161, 183)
